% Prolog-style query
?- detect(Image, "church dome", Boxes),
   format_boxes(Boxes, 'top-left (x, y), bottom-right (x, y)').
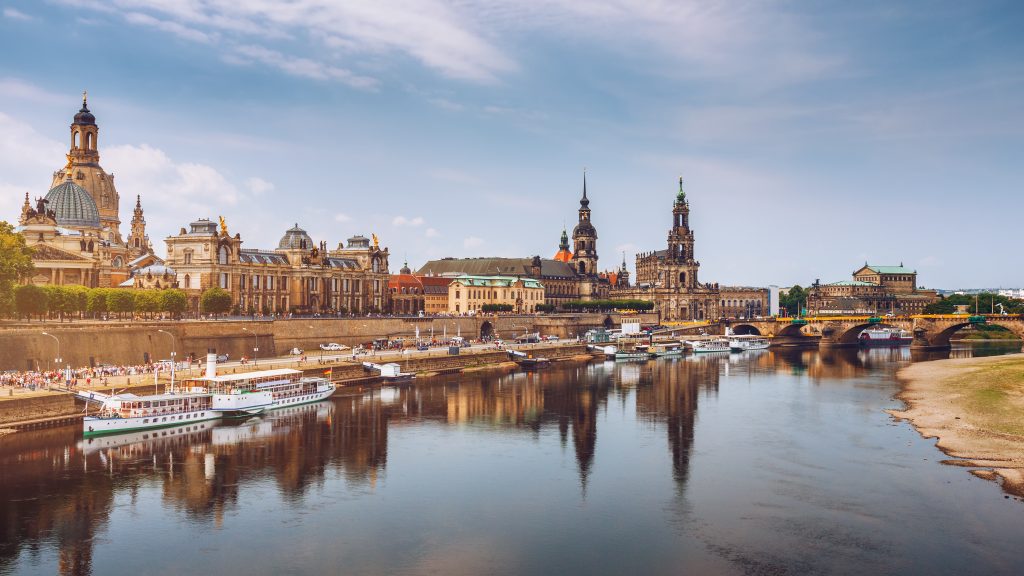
top-left (74, 103), bottom-right (96, 126)
top-left (278, 223), bottom-right (314, 250)
top-left (44, 180), bottom-right (101, 229)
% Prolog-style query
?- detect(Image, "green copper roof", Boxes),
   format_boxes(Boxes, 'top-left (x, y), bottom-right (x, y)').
top-left (827, 280), bottom-right (877, 286)
top-left (451, 275), bottom-right (544, 289)
top-left (864, 265), bottom-right (914, 274)
top-left (676, 176), bottom-right (686, 203)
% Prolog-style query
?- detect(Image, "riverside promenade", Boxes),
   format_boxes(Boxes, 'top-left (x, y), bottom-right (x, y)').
top-left (0, 342), bottom-right (591, 431)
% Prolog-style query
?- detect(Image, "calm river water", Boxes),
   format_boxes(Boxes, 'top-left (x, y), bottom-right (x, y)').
top-left (2, 343), bottom-right (1023, 576)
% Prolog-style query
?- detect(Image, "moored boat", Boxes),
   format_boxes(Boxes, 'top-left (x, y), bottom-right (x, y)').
top-left (77, 389), bottom-right (218, 437)
top-left (686, 338), bottom-right (731, 353)
top-left (858, 327), bottom-right (911, 347)
top-left (651, 342), bottom-right (684, 357)
top-left (615, 344), bottom-right (654, 360)
top-left (181, 368), bottom-right (336, 417)
top-left (729, 337), bottom-right (771, 352)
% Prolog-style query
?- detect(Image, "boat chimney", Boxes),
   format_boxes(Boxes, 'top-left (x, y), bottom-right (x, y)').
top-left (206, 348), bottom-right (217, 379)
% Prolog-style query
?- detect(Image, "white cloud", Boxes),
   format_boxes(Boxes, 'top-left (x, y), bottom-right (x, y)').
top-left (463, 236), bottom-right (484, 249)
top-left (245, 176), bottom-right (274, 195)
top-left (0, 112), bottom-right (66, 219)
top-left (425, 227), bottom-right (440, 238)
top-left (334, 212), bottom-right (353, 223)
top-left (0, 78), bottom-right (66, 105)
top-left (392, 215), bottom-right (424, 227)
top-left (124, 11), bottom-right (216, 44)
top-left (226, 44), bottom-right (377, 89)
top-left (3, 7), bottom-right (32, 21)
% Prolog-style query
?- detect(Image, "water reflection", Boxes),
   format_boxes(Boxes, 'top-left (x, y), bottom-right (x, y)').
top-left (2, 342), bottom-right (1021, 576)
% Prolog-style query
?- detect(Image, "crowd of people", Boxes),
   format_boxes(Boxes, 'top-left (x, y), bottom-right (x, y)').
top-left (0, 362), bottom-right (178, 391)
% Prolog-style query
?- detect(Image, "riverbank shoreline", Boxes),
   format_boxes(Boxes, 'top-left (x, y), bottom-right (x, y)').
top-left (890, 353), bottom-right (1024, 496)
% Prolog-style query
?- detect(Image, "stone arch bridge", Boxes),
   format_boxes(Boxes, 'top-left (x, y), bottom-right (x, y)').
top-left (726, 315), bottom-right (1024, 350)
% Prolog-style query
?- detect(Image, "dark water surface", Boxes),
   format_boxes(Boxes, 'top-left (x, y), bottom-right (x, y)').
top-left (3, 343), bottom-right (1023, 576)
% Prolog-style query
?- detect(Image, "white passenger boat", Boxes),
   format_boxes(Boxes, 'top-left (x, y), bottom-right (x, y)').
top-left (651, 342), bottom-right (684, 357)
top-left (729, 337), bottom-right (771, 352)
top-left (77, 389), bottom-right (218, 437)
top-left (686, 338), bottom-right (731, 353)
top-left (615, 344), bottom-right (654, 360)
top-left (182, 368), bottom-right (336, 417)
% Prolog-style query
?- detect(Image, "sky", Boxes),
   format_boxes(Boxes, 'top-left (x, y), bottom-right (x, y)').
top-left (1, 0), bottom-right (1021, 290)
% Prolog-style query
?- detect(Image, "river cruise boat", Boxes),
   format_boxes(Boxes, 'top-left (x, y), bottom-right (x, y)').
top-left (858, 327), bottom-right (912, 347)
top-left (651, 342), bottom-right (684, 357)
top-left (615, 343), bottom-right (654, 360)
top-left (182, 368), bottom-right (336, 417)
top-left (76, 389), bottom-right (218, 437)
top-left (729, 337), bottom-right (771, 352)
top-left (686, 338), bottom-right (731, 354)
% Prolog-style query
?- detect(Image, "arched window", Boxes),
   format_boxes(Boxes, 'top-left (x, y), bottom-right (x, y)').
top-left (86, 132), bottom-right (94, 150)
top-left (679, 272), bottom-right (686, 285)
top-left (73, 130), bottom-right (80, 149)
top-left (579, 261), bottom-right (586, 274)
top-left (218, 245), bottom-right (229, 265)
top-left (112, 256), bottom-right (123, 268)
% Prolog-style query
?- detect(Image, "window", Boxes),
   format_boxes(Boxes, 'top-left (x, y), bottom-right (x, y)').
top-left (184, 251), bottom-right (192, 265)
top-left (218, 245), bottom-right (229, 265)
top-left (219, 273), bottom-right (228, 289)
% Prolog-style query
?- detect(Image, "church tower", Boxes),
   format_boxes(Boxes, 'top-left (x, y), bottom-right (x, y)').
top-left (127, 195), bottom-right (153, 257)
top-left (52, 92), bottom-right (122, 240)
top-left (665, 177), bottom-right (699, 289)
top-left (571, 172), bottom-right (598, 276)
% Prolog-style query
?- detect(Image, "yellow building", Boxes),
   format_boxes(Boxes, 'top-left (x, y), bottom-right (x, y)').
top-left (447, 276), bottom-right (545, 314)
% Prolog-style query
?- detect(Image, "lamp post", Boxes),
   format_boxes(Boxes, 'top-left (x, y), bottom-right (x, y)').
top-left (41, 332), bottom-right (61, 374)
top-left (157, 329), bottom-right (177, 393)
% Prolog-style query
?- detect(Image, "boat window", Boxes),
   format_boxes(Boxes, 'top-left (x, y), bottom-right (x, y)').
top-left (144, 419), bottom-right (149, 423)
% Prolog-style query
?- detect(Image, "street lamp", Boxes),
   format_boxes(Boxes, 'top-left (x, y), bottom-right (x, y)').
top-left (242, 327), bottom-right (259, 366)
top-left (157, 329), bottom-right (177, 393)
top-left (41, 332), bottom-right (61, 373)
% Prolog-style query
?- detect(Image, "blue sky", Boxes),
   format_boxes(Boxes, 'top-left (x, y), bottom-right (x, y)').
top-left (1, 0), bottom-right (1021, 289)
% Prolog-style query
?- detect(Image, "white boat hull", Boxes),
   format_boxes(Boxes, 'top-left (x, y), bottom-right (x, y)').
top-left (84, 408), bottom-right (220, 437)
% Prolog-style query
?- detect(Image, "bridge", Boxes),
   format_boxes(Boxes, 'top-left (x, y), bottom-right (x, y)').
top-left (725, 314), bottom-right (1024, 350)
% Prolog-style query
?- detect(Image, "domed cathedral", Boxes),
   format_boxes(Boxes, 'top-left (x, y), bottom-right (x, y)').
top-left (13, 93), bottom-right (154, 288)
top-left (611, 178), bottom-right (721, 321)
top-left (163, 218), bottom-right (391, 315)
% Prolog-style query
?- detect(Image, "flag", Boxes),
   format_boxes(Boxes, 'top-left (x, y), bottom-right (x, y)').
top-left (323, 368), bottom-right (332, 377)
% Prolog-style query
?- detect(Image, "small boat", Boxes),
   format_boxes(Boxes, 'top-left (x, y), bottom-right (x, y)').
top-left (615, 344), bottom-right (654, 360)
top-left (378, 363), bottom-right (417, 382)
top-left (729, 337), bottom-right (771, 352)
top-left (651, 342), bottom-right (684, 357)
top-left (77, 389), bottom-right (218, 437)
top-left (183, 368), bottom-right (336, 417)
top-left (686, 338), bottom-right (731, 353)
top-left (858, 327), bottom-right (911, 347)
top-left (508, 350), bottom-right (551, 369)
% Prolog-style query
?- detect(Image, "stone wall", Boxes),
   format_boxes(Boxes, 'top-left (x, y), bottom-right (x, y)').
top-left (0, 394), bottom-right (78, 426)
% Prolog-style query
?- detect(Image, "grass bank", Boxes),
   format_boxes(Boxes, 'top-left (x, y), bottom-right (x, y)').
top-left (890, 353), bottom-right (1024, 496)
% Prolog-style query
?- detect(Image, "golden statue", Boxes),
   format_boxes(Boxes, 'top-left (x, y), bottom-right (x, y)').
top-left (64, 153), bottom-right (74, 173)
top-left (219, 216), bottom-right (228, 235)
top-left (82, 90), bottom-right (88, 107)
top-left (372, 233), bottom-right (379, 249)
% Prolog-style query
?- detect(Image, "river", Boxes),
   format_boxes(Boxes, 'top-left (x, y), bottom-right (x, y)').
top-left (2, 343), bottom-right (1022, 575)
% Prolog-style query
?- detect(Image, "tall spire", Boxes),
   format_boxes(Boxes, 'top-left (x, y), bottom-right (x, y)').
top-left (676, 176), bottom-right (686, 203)
top-left (580, 169), bottom-right (589, 207)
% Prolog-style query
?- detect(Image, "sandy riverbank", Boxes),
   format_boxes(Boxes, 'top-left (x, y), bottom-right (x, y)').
top-left (890, 353), bottom-right (1024, 496)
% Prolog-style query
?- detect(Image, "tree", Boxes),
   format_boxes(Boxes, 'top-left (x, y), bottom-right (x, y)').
top-left (924, 293), bottom-right (1024, 315)
top-left (65, 285), bottom-right (89, 319)
top-left (0, 221), bottom-right (35, 317)
top-left (134, 290), bottom-right (161, 318)
top-left (778, 285), bottom-right (808, 317)
top-left (160, 289), bottom-right (188, 318)
top-left (200, 287), bottom-right (232, 316)
top-left (42, 285), bottom-right (70, 322)
top-left (14, 284), bottom-right (47, 320)
top-left (87, 288), bottom-right (109, 317)
top-left (107, 289), bottom-right (136, 319)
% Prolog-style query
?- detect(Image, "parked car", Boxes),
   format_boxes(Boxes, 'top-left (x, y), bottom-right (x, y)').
top-left (320, 343), bottom-right (348, 351)
top-left (288, 347), bottom-right (303, 355)
top-left (216, 354), bottom-right (229, 363)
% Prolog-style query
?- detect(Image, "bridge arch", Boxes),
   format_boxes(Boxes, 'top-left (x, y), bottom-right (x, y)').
top-left (831, 322), bottom-right (897, 346)
top-left (776, 323), bottom-right (809, 338)
top-left (925, 320), bottom-right (1024, 349)
top-left (480, 321), bottom-right (494, 340)
top-left (603, 316), bottom-right (614, 329)
top-left (730, 324), bottom-right (761, 336)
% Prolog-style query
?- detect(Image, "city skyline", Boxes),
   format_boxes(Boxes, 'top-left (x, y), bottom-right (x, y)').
top-left (1, 1), bottom-right (1021, 289)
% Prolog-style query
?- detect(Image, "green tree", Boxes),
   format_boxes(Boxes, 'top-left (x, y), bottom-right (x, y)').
top-left (200, 287), bottom-right (232, 316)
top-left (107, 289), bottom-right (136, 319)
top-left (87, 288), bottom-right (109, 317)
top-left (65, 285), bottom-right (89, 319)
top-left (0, 221), bottom-right (35, 317)
top-left (924, 293), bottom-right (1024, 315)
top-left (42, 285), bottom-right (70, 322)
top-left (778, 285), bottom-right (808, 317)
top-left (134, 290), bottom-right (161, 318)
top-left (160, 289), bottom-right (188, 318)
top-left (14, 284), bottom-right (48, 320)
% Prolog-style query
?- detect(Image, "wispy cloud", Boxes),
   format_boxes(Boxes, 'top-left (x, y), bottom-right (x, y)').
top-left (392, 215), bottom-right (425, 227)
top-left (245, 177), bottom-right (274, 196)
top-left (463, 236), bottom-right (484, 249)
top-left (334, 212), bottom-right (353, 223)
top-left (226, 44), bottom-right (377, 89)
top-left (425, 227), bottom-right (440, 238)
top-left (3, 7), bottom-right (33, 21)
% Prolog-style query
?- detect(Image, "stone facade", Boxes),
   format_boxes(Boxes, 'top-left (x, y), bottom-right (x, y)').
top-left (447, 275), bottom-right (545, 314)
top-left (807, 264), bottom-right (939, 315)
top-left (612, 179), bottom-right (721, 321)
top-left (164, 220), bottom-right (390, 315)
top-left (719, 286), bottom-right (769, 319)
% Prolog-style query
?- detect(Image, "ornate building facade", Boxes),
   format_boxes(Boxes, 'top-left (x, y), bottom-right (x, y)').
top-left (447, 276), bottom-right (545, 314)
top-left (15, 94), bottom-right (152, 287)
top-left (612, 179), bottom-right (721, 321)
top-left (807, 264), bottom-right (939, 315)
top-left (163, 220), bottom-right (390, 314)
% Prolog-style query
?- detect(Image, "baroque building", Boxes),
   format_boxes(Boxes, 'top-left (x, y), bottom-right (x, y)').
top-left (163, 220), bottom-right (390, 315)
top-left (806, 264), bottom-right (939, 315)
top-left (447, 276), bottom-right (545, 314)
top-left (15, 94), bottom-right (149, 287)
top-left (612, 178), bottom-right (721, 321)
